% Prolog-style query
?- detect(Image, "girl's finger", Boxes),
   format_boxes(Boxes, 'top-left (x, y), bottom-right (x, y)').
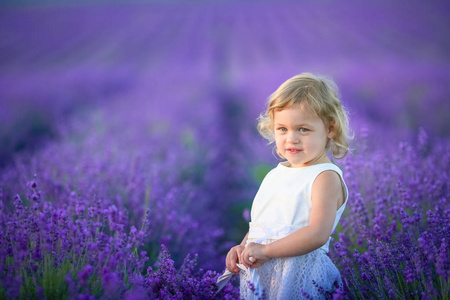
top-left (243, 252), bottom-right (252, 265)
top-left (233, 256), bottom-right (240, 273)
top-left (239, 250), bottom-right (248, 267)
top-left (226, 251), bottom-right (236, 273)
top-left (239, 249), bottom-right (245, 264)
top-left (226, 252), bottom-right (232, 267)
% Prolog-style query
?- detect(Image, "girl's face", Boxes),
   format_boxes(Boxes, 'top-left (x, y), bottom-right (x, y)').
top-left (273, 104), bottom-right (334, 168)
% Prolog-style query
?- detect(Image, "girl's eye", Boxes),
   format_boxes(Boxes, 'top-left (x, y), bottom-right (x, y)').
top-left (279, 127), bottom-right (287, 132)
top-left (299, 128), bottom-right (309, 132)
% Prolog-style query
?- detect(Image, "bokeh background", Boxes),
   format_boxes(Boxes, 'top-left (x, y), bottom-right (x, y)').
top-left (1, 0), bottom-right (449, 299)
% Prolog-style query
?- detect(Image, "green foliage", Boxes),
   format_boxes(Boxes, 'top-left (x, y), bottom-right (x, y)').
top-left (251, 163), bottom-right (272, 184)
top-left (42, 257), bottom-right (71, 300)
top-left (91, 274), bottom-right (103, 297)
top-left (181, 128), bottom-right (196, 150)
top-left (19, 275), bottom-right (37, 300)
top-left (227, 199), bottom-right (252, 242)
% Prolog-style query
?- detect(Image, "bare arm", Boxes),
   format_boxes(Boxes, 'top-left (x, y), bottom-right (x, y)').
top-left (242, 171), bottom-right (344, 264)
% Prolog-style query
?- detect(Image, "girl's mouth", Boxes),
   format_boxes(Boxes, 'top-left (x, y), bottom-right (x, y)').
top-left (287, 148), bottom-right (301, 154)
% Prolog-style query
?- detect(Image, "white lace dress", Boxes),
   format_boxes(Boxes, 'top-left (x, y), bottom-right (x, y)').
top-left (239, 162), bottom-right (348, 300)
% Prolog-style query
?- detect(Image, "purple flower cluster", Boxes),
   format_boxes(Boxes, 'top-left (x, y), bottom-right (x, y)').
top-left (329, 130), bottom-right (450, 299)
top-left (0, 176), bottom-right (239, 299)
top-left (143, 245), bottom-right (238, 299)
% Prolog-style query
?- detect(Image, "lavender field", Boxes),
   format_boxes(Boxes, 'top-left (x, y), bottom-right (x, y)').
top-left (1, 1), bottom-right (449, 299)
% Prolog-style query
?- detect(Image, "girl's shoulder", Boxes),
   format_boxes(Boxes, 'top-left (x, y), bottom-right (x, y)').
top-left (313, 162), bottom-right (343, 175)
top-left (311, 163), bottom-right (348, 203)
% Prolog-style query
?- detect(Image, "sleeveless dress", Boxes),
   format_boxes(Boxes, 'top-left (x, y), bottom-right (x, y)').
top-left (239, 162), bottom-right (348, 300)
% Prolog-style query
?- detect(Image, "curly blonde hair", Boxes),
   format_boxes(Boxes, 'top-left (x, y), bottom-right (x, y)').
top-left (257, 73), bottom-right (352, 159)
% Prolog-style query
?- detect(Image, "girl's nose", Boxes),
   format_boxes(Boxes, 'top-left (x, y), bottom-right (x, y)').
top-left (286, 132), bottom-right (299, 143)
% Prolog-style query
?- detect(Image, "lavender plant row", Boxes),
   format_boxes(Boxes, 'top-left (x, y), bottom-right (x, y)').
top-left (330, 131), bottom-right (450, 299)
top-left (0, 180), bottom-right (239, 299)
top-left (0, 91), bottom-right (252, 298)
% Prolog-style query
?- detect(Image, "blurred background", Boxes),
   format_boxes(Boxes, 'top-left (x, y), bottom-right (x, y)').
top-left (1, 0), bottom-right (449, 270)
top-left (2, 0), bottom-right (449, 166)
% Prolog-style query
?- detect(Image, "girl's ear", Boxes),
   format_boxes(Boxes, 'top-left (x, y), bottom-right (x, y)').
top-left (327, 121), bottom-right (336, 139)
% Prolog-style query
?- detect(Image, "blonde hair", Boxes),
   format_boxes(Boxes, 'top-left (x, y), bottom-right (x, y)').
top-left (257, 73), bottom-right (352, 159)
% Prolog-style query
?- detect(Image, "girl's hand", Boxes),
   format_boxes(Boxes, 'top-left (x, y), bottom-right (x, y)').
top-left (226, 245), bottom-right (245, 274)
top-left (240, 242), bottom-right (270, 268)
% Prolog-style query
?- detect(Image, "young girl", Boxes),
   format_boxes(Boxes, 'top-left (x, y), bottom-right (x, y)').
top-left (217, 73), bottom-right (351, 299)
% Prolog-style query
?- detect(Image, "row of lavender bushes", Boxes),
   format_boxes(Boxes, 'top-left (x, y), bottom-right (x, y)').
top-left (0, 181), bottom-right (238, 299)
top-left (0, 83), bottom-right (260, 299)
top-left (330, 130), bottom-right (449, 299)
top-left (0, 100), bottom-right (245, 299)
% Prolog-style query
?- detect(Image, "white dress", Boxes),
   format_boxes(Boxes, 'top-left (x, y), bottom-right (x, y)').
top-left (240, 162), bottom-right (348, 300)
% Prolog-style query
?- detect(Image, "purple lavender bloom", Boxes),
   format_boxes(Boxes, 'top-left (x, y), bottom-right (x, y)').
top-left (78, 265), bottom-right (94, 288)
top-left (101, 270), bottom-right (124, 296)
